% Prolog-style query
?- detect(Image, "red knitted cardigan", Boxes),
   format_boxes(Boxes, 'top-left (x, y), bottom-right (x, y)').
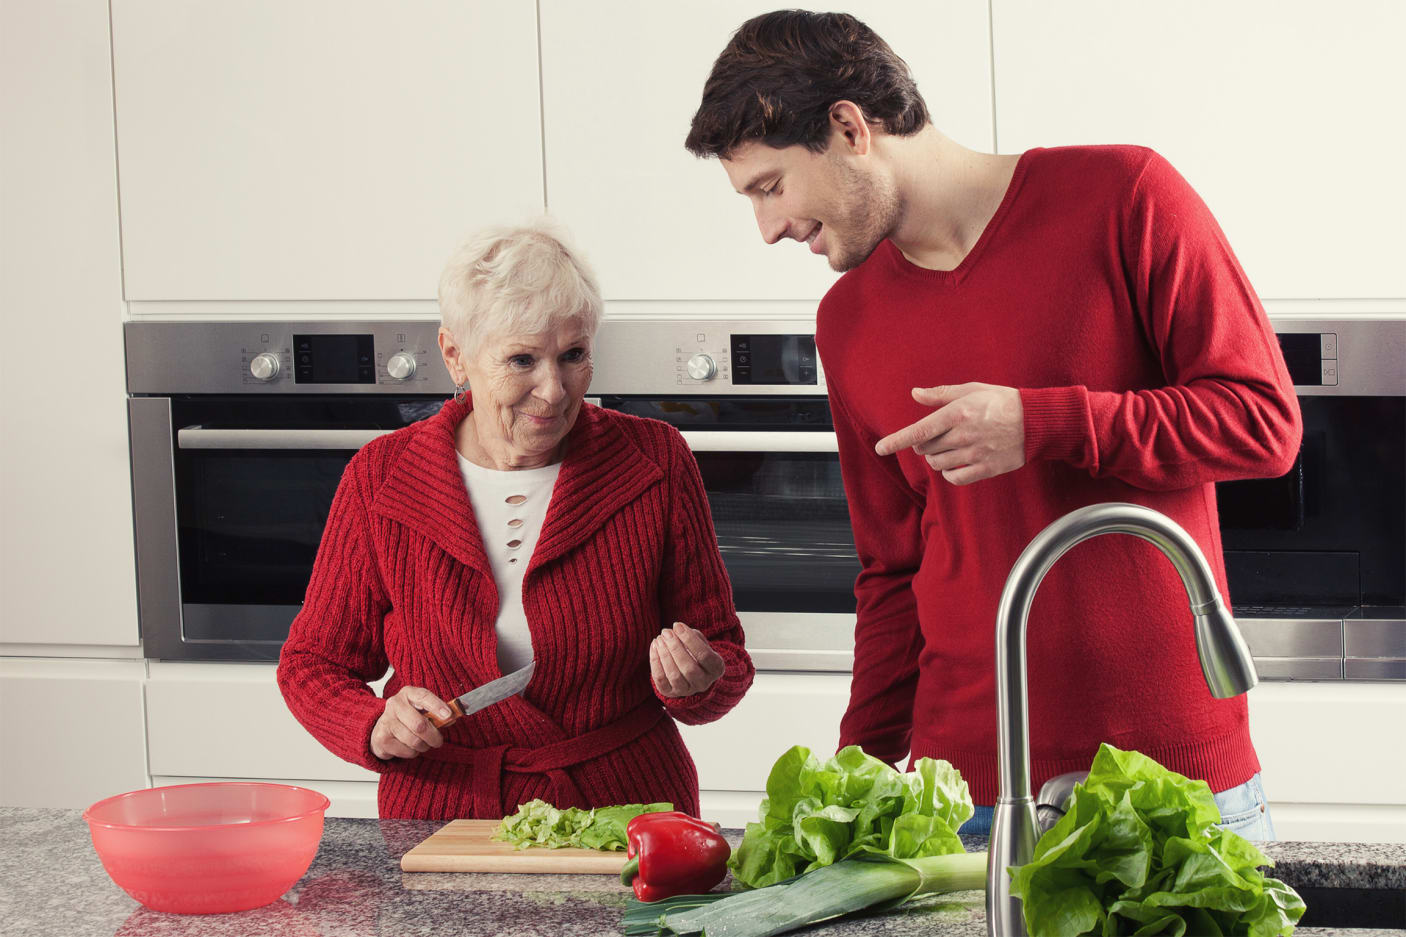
top-left (277, 395), bottom-right (754, 819)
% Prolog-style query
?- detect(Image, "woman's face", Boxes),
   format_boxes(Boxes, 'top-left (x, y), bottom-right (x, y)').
top-left (439, 318), bottom-right (594, 466)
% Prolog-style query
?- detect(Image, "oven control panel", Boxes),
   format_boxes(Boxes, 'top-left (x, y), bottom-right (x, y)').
top-left (1275, 331), bottom-right (1338, 386)
top-left (125, 321), bottom-right (450, 394)
top-left (230, 327), bottom-right (442, 390)
top-left (1269, 320), bottom-right (1404, 397)
top-left (652, 325), bottom-right (824, 391)
top-left (671, 328), bottom-right (732, 386)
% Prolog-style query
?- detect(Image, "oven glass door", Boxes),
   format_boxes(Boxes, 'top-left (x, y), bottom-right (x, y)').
top-left (600, 396), bottom-right (861, 618)
top-left (168, 395), bottom-right (441, 656)
top-left (693, 447), bottom-right (858, 614)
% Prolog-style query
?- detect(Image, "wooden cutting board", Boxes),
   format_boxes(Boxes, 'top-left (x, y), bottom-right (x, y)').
top-left (400, 819), bottom-right (632, 874)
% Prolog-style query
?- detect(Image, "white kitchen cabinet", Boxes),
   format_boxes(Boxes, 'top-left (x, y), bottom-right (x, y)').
top-left (143, 664), bottom-right (847, 827)
top-left (110, 0), bottom-right (544, 301)
top-left (539, 0), bottom-right (994, 302)
top-left (0, 0), bottom-right (137, 649)
top-left (990, 0), bottom-right (1405, 300)
top-left (0, 659), bottom-right (148, 807)
top-left (150, 776), bottom-right (379, 820)
top-left (145, 661), bottom-right (383, 784)
top-left (1248, 682), bottom-right (1406, 842)
top-left (679, 671), bottom-right (851, 827)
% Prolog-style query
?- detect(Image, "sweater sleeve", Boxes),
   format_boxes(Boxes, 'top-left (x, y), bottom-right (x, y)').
top-left (276, 455), bottom-right (394, 773)
top-left (654, 426), bottom-right (755, 724)
top-left (1021, 150), bottom-right (1302, 490)
top-left (829, 387), bottom-right (925, 768)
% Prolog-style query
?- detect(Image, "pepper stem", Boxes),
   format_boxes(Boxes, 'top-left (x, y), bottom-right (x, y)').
top-left (620, 856), bottom-right (640, 886)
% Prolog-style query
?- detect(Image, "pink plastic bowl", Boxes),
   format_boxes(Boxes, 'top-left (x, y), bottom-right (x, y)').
top-left (83, 782), bottom-right (330, 914)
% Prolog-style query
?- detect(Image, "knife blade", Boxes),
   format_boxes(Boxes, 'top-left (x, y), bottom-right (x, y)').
top-left (428, 659), bottom-right (536, 729)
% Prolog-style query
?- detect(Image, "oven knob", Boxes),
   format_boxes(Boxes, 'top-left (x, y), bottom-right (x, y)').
top-left (686, 353), bottom-right (717, 381)
top-left (249, 352), bottom-right (280, 382)
top-left (387, 352), bottom-right (417, 381)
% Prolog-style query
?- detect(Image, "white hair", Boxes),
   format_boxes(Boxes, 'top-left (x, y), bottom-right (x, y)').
top-left (437, 219), bottom-right (604, 355)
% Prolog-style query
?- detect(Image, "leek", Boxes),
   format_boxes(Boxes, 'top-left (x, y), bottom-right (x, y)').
top-left (624, 851), bottom-right (987, 937)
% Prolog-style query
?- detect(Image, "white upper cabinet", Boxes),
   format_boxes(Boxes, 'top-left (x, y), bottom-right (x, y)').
top-left (990, 0), bottom-right (1406, 300)
top-left (539, 1), bottom-right (994, 302)
top-left (111, 1), bottom-right (544, 301)
top-left (1, 0), bottom-right (137, 648)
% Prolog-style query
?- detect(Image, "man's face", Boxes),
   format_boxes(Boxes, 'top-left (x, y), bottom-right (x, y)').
top-left (721, 138), bottom-right (898, 273)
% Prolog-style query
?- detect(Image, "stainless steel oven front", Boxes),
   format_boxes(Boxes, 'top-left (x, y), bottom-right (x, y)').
top-left (127, 317), bottom-right (1403, 678)
top-left (588, 317), bottom-right (1406, 680)
top-left (590, 320), bottom-right (858, 672)
top-left (127, 320), bottom-right (451, 661)
top-left (126, 317), bottom-right (858, 667)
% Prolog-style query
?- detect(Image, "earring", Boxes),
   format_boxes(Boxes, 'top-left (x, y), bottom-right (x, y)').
top-left (453, 380), bottom-right (467, 403)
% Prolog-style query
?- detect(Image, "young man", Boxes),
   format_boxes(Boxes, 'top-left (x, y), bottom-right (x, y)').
top-left (685, 10), bottom-right (1300, 838)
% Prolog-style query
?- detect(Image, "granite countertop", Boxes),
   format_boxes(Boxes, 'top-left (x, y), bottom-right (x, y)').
top-left (2, 807), bottom-right (1401, 937)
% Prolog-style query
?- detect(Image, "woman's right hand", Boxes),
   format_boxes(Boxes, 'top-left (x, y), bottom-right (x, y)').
top-left (370, 687), bottom-right (452, 760)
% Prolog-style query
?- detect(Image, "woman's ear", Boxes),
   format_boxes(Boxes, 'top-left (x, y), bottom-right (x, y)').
top-left (437, 326), bottom-right (467, 384)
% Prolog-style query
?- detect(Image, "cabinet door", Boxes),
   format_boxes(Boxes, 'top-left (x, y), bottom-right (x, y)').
top-left (676, 671), bottom-right (850, 795)
top-left (145, 662), bottom-right (383, 783)
top-left (1247, 682), bottom-right (1406, 842)
top-left (111, 1), bottom-right (544, 301)
top-left (540, 1), bottom-right (994, 301)
top-left (990, 0), bottom-right (1405, 299)
top-left (0, 660), bottom-right (148, 807)
top-left (0, 0), bottom-right (137, 647)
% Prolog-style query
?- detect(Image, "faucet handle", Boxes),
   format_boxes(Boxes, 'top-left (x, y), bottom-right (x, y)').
top-left (1035, 771), bottom-right (1088, 834)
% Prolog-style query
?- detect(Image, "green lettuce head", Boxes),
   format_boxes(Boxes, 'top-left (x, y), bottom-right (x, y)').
top-left (1009, 744), bottom-right (1306, 936)
top-left (729, 744), bottom-right (974, 889)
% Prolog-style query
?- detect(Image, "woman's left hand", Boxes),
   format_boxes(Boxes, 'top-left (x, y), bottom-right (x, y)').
top-left (650, 621), bottom-right (726, 698)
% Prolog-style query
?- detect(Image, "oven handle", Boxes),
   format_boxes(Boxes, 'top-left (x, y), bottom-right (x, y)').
top-left (679, 431), bottom-right (838, 453)
top-left (176, 426), bottom-right (841, 453)
top-left (177, 427), bottom-right (394, 450)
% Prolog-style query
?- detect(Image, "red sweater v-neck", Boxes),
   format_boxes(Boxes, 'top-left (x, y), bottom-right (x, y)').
top-left (277, 396), bottom-right (754, 819)
top-left (817, 145), bottom-right (1301, 803)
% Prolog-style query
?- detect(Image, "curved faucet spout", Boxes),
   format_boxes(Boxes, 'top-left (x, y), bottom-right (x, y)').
top-left (985, 502), bottom-right (1258, 937)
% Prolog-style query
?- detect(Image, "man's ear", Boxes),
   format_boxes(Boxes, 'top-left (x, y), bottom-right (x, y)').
top-left (828, 100), bottom-right (873, 156)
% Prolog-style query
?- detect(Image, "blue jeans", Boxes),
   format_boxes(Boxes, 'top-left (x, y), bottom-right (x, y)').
top-left (958, 773), bottom-right (1277, 841)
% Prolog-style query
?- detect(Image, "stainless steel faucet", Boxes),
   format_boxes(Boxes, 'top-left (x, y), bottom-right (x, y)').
top-left (985, 502), bottom-right (1259, 937)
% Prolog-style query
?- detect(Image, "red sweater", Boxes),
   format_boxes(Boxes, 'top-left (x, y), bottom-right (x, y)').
top-left (817, 146), bottom-right (1301, 804)
top-left (277, 395), bottom-right (754, 819)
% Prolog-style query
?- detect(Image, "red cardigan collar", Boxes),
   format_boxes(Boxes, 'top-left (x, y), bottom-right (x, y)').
top-left (369, 395), bottom-right (664, 577)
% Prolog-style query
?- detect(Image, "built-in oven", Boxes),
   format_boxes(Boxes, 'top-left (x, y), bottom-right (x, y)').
top-left (127, 321), bottom-right (448, 661)
top-left (1215, 318), bottom-right (1405, 680)
top-left (590, 317), bottom-right (1405, 680)
top-left (126, 317), bottom-right (1404, 679)
top-left (589, 321), bottom-right (858, 671)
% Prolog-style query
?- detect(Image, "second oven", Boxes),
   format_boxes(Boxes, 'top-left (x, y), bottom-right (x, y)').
top-left (595, 394), bottom-right (858, 671)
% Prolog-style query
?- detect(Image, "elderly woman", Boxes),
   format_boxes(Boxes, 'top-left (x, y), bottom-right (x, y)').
top-left (277, 222), bottom-right (754, 819)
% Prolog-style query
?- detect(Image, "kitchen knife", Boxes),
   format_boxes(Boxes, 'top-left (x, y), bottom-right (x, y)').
top-left (427, 659), bottom-right (536, 729)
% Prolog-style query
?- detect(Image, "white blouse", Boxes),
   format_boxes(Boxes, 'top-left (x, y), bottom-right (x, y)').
top-left (455, 454), bottom-right (562, 674)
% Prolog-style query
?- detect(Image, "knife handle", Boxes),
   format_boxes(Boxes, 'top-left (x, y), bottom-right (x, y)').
top-left (428, 699), bottom-right (464, 730)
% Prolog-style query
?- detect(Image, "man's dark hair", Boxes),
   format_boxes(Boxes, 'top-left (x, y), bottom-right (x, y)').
top-left (684, 9), bottom-right (929, 160)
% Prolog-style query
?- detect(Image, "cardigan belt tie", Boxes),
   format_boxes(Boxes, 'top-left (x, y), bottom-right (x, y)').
top-left (422, 701), bottom-right (667, 816)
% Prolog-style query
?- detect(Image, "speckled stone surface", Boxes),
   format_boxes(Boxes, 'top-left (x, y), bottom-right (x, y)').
top-left (1, 807), bottom-right (1400, 936)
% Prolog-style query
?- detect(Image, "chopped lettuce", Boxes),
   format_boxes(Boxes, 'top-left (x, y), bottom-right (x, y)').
top-left (1009, 744), bottom-right (1306, 936)
top-left (493, 799), bottom-right (672, 851)
top-left (728, 745), bottom-right (974, 888)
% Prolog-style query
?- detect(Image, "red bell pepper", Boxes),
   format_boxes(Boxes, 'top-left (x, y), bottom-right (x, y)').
top-left (619, 811), bottom-right (730, 902)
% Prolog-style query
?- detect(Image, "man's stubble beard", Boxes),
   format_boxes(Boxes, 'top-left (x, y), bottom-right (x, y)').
top-left (826, 161), bottom-right (901, 273)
